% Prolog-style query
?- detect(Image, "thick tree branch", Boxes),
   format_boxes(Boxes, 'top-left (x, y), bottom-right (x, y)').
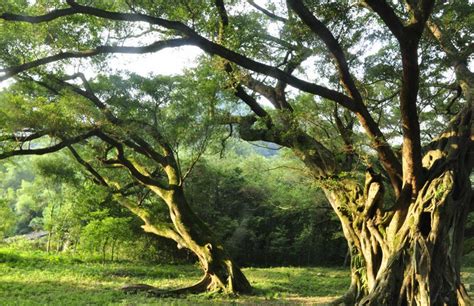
top-left (0, 7), bottom-right (77, 23)
top-left (364, 0), bottom-right (434, 195)
top-left (0, 4), bottom-right (356, 111)
top-left (94, 130), bottom-right (169, 192)
top-left (214, 0), bottom-right (229, 27)
top-left (288, 0), bottom-right (402, 193)
top-left (287, 0), bottom-right (363, 104)
top-left (0, 39), bottom-right (193, 82)
top-left (0, 130), bottom-right (98, 160)
top-left (234, 85), bottom-right (269, 118)
top-left (67, 144), bottom-right (108, 187)
top-left (399, 45), bottom-right (424, 194)
top-left (363, 0), bottom-right (405, 41)
top-left (246, 0), bottom-right (288, 23)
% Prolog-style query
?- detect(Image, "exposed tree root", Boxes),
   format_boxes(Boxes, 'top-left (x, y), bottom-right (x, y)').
top-left (121, 283), bottom-right (156, 294)
top-left (456, 284), bottom-right (471, 306)
top-left (121, 273), bottom-right (215, 296)
top-left (330, 283), bottom-right (358, 305)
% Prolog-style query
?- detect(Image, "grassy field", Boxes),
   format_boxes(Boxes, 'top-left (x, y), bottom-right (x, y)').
top-left (0, 247), bottom-right (350, 305)
top-left (3, 247), bottom-right (474, 305)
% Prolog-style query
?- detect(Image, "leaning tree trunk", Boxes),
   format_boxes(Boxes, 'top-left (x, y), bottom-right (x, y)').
top-left (162, 186), bottom-right (251, 294)
top-left (326, 105), bottom-right (472, 305)
top-left (121, 184), bottom-right (251, 295)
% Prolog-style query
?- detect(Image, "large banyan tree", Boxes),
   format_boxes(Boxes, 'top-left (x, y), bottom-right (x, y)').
top-left (0, 0), bottom-right (472, 304)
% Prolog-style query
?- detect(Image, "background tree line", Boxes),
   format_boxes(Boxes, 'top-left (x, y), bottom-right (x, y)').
top-left (0, 143), bottom-right (345, 267)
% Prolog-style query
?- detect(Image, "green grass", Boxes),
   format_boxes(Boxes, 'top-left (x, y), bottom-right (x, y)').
top-left (0, 247), bottom-right (349, 305)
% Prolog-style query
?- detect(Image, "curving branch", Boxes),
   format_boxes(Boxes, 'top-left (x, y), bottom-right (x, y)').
top-left (0, 130), bottom-right (98, 160)
top-left (67, 144), bottom-right (108, 187)
top-left (363, 0), bottom-right (404, 41)
top-left (234, 85), bottom-right (269, 118)
top-left (94, 130), bottom-right (169, 192)
top-left (287, 0), bottom-right (403, 194)
top-left (287, 0), bottom-right (363, 104)
top-left (0, 7), bottom-right (77, 23)
top-left (0, 39), bottom-right (193, 82)
top-left (247, 0), bottom-right (288, 23)
top-left (0, 3), bottom-right (356, 111)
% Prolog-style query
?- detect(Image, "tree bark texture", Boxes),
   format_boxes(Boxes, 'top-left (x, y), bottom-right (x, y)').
top-left (326, 105), bottom-right (473, 305)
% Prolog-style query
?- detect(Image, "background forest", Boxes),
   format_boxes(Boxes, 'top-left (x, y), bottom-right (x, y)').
top-left (0, 142), bottom-right (345, 267)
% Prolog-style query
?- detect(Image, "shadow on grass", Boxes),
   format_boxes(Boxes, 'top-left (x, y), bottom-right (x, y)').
top-left (0, 280), bottom-right (127, 305)
top-left (0, 248), bottom-right (201, 281)
top-left (244, 267), bottom-right (349, 298)
top-left (0, 280), bottom-right (248, 306)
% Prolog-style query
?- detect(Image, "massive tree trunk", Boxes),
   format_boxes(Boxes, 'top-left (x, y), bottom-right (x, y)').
top-left (326, 105), bottom-right (473, 305)
top-left (120, 185), bottom-right (251, 295)
top-left (237, 101), bottom-right (471, 303)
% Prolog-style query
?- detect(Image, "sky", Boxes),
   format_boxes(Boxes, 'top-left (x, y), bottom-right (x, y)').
top-left (0, 46), bottom-right (203, 90)
top-left (106, 46), bottom-right (203, 77)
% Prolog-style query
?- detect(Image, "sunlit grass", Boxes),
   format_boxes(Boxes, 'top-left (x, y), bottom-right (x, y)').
top-left (0, 247), bottom-right (351, 305)
top-left (246, 266), bottom-right (348, 297)
top-left (3, 246), bottom-right (474, 305)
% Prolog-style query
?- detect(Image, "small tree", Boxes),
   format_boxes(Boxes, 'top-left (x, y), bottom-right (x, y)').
top-left (0, 199), bottom-right (15, 238)
top-left (80, 217), bottom-right (131, 261)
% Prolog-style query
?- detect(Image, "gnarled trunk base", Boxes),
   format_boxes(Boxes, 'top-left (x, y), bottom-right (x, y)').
top-left (121, 263), bottom-right (251, 297)
top-left (121, 186), bottom-right (252, 296)
top-left (326, 105), bottom-right (473, 305)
